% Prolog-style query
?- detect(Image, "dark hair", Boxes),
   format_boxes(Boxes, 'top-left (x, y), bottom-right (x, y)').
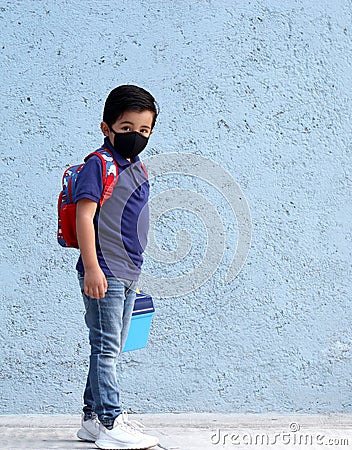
top-left (103, 85), bottom-right (158, 129)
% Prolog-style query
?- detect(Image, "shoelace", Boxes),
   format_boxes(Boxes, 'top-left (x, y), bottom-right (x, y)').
top-left (120, 412), bottom-right (170, 450)
top-left (119, 411), bottom-right (146, 435)
top-left (122, 411), bottom-right (145, 433)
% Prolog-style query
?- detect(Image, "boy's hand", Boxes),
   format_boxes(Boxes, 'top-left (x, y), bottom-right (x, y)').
top-left (84, 267), bottom-right (108, 299)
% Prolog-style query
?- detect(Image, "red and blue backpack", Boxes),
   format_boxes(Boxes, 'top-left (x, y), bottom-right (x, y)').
top-left (57, 147), bottom-right (118, 248)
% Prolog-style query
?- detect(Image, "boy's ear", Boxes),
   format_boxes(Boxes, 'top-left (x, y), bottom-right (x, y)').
top-left (101, 121), bottom-right (110, 136)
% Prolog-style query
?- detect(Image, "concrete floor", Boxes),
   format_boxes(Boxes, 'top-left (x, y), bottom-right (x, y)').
top-left (0, 413), bottom-right (352, 450)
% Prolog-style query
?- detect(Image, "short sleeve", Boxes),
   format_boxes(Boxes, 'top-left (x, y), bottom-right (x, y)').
top-left (75, 155), bottom-right (104, 203)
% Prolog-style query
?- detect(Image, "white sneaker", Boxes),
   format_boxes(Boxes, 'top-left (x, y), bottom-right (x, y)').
top-left (95, 412), bottom-right (159, 449)
top-left (77, 413), bottom-right (100, 442)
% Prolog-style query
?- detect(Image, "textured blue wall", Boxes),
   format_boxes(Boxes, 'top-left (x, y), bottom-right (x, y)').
top-left (1, 0), bottom-right (352, 414)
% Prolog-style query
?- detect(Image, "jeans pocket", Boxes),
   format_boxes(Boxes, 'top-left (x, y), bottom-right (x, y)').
top-left (106, 277), bottom-right (126, 293)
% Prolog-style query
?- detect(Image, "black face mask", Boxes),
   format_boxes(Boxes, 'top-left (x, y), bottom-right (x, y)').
top-left (110, 130), bottom-right (149, 159)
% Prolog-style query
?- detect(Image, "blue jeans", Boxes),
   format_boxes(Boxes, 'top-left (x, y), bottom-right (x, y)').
top-left (78, 273), bottom-right (137, 428)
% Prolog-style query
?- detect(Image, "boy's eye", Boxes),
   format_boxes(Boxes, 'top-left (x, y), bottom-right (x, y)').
top-left (120, 126), bottom-right (149, 135)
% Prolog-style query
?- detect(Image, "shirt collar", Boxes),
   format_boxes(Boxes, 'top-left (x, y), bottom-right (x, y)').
top-left (103, 136), bottom-right (140, 166)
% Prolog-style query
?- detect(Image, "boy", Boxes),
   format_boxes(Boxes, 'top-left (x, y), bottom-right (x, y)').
top-left (75, 85), bottom-right (159, 450)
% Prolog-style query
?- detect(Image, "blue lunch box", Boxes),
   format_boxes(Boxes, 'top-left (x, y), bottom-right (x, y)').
top-left (122, 291), bottom-right (155, 352)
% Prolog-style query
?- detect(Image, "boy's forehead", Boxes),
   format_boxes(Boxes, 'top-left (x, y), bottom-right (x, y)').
top-left (116, 110), bottom-right (154, 127)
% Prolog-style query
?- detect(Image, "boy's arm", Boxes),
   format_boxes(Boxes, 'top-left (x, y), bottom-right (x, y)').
top-left (76, 198), bottom-right (107, 299)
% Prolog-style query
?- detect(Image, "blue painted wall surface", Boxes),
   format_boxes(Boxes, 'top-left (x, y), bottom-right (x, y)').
top-left (1, 0), bottom-right (352, 414)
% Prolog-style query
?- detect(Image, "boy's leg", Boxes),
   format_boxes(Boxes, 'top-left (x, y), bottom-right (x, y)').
top-left (81, 282), bottom-right (136, 417)
top-left (78, 274), bottom-right (135, 429)
top-left (82, 373), bottom-right (94, 419)
top-left (79, 280), bottom-right (95, 419)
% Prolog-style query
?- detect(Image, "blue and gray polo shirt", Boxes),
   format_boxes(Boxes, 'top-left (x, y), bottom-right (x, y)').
top-left (75, 137), bottom-right (149, 281)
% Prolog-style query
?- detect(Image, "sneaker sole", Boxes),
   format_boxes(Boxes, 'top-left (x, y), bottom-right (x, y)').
top-left (95, 438), bottom-right (157, 449)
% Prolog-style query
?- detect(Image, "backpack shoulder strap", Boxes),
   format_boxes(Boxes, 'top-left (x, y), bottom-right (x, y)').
top-left (84, 147), bottom-right (119, 206)
top-left (140, 161), bottom-right (148, 179)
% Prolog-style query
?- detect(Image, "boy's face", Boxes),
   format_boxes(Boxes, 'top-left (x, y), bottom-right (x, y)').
top-left (101, 110), bottom-right (154, 147)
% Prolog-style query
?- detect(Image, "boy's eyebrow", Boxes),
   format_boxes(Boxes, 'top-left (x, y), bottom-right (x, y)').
top-left (120, 121), bottom-right (151, 129)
